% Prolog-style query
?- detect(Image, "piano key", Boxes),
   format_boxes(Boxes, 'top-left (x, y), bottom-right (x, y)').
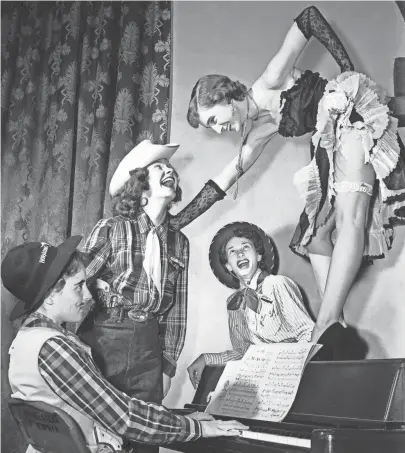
top-left (239, 430), bottom-right (311, 449)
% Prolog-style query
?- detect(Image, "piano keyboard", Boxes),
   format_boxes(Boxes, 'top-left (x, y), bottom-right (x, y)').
top-left (239, 430), bottom-right (311, 449)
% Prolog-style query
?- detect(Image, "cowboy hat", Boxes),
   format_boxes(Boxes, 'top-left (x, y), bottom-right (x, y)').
top-left (209, 222), bottom-right (275, 289)
top-left (1, 236), bottom-right (82, 320)
top-left (109, 140), bottom-right (180, 197)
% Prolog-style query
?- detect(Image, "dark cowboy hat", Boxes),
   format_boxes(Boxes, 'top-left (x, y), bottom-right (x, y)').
top-left (1, 236), bottom-right (82, 321)
top-left (209, 222), bottom-right (275, 289)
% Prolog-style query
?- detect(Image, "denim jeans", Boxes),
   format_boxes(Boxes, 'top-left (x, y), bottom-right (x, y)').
top-left (80, 310), bottom-right (163, 453)
top-left (80, 310), bottom-right (163, 404)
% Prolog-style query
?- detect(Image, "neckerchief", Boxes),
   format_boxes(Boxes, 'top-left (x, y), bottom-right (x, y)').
top-left (227, 270), bottom-right (270, 311)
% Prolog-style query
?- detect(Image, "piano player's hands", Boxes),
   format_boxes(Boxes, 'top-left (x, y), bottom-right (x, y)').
top-left (200, 419), bottom-right (249, 438)
top-left (187, 354), bottom-right (206, 389)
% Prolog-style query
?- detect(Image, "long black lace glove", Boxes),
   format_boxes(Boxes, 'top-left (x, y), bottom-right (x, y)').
top-left (295, 6), bottom-right (354, 73)
top-left (169, 180), bottom-right (226, 231)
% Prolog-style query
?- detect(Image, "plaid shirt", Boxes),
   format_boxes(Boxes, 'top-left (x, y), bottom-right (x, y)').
top-left (82, 211), bottom-right (189, 377)
top-left (23, 315), bottom-right (201, 445)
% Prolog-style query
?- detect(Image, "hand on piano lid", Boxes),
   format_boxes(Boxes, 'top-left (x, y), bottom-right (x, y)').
top-left (187, 354), bottom-right (206, 389)
top-left (200, 419), bottom-right (249, 438)
top-left (187, 411), bottom-right (215, 421)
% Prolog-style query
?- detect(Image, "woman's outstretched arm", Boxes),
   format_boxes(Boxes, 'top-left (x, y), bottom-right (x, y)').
top-left (170, 121), bottom-right (277, 230)
top-left (294, 6), bottom-right (354, 72)
top-left (261, 5), bottom-right (353, 89)
top-left (213, 120), bottom-right (278, 192)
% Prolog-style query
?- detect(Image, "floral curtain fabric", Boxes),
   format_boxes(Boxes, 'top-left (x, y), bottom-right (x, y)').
top-left (1, 2), bottom-right (172, 451)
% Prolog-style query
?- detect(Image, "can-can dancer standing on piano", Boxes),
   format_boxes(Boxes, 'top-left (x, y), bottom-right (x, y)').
top-left (186, 5), bottom-right (405, 343)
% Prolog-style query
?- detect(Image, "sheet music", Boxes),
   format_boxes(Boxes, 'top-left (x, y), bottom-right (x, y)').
top-left (205, 343), bottom-right (320, 422)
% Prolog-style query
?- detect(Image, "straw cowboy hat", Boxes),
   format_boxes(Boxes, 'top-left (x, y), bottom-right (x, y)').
top-left (109, 140), bottom-right (180, 197)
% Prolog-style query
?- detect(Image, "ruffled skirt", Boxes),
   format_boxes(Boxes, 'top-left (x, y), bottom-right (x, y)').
top-left (290, 72), bottom-right (405, 260)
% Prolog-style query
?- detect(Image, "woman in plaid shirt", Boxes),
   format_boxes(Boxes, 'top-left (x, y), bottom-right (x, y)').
top-left (3, 237), bottom-right (247, 452)
top-left (79, 140), bottom-right (227, 453)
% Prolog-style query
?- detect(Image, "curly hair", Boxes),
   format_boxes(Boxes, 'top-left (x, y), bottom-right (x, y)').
top-left (187, 74), bottom-right (247, 129)
top-left (112, 167), bottom-right (182, 218)
top-left (218, 227), bottom-right (266, 273)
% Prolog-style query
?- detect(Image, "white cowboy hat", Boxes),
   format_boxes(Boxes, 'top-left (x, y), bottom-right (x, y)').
top-left (109, 139), bottom-right (180, 196)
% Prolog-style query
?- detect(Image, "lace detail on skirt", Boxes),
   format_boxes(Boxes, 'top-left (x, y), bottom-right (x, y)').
top-left (291, 71), bottom-right (405, 260)
top-left (312, 72), bottom-right (402, 191)
top-left (293, 159), bottom-right (323, 246)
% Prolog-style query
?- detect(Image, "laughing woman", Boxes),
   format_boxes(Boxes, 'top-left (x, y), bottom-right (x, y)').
top-left (185, 6), bottom-right (405, 342)
top-left (81, 139), bottom-right (233, 422)
top-left (80, 142), bottom-right (188, 418)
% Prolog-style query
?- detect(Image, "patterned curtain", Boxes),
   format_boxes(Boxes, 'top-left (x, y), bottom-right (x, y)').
top-left (1, 2), bottom-right (172, 452)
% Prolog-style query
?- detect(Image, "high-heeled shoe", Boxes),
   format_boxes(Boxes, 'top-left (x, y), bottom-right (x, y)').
top-left (312, 322), bottom-right (353, 361)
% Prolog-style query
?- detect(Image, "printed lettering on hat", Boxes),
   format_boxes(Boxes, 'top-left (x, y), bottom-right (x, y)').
top-left (39, 243), bottom-right (50, 264)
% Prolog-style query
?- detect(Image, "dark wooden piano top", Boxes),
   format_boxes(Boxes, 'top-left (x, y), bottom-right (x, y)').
top-left (190, 359), bottom-right (405, 426)
top-left (168, 359), bottom-right (405, 453)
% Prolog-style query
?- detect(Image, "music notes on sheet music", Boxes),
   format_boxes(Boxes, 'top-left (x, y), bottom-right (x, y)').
top-left (205, 343), bottom-right (321, 422)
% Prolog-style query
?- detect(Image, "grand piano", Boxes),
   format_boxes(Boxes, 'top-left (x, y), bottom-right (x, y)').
top-left (169, 359), bottom-right (405, 453)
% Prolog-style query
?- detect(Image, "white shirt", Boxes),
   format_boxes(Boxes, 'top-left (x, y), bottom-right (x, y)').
top-left (204, 272), bottom-right (314, 365)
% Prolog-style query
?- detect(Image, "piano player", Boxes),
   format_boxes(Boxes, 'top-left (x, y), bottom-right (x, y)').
top-left (188, 222), bottom-right (317, 388)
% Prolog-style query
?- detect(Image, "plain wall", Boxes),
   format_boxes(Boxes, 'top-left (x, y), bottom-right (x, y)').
top-left (162, 0), bottom-right (405, 430)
